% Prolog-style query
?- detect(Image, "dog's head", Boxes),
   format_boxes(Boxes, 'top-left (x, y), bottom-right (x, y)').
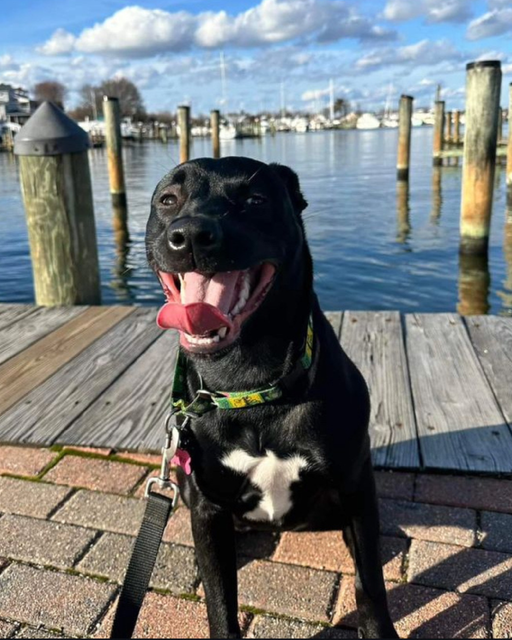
top-left (146, 156), bottom-right (309, 354)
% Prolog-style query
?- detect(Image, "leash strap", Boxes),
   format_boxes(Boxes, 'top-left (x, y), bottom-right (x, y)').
top-left (110, 492), bottom-right (174, 639)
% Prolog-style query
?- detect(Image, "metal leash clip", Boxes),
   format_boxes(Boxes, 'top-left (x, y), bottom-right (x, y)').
top-left (145, 411), bottom-right (181, 505)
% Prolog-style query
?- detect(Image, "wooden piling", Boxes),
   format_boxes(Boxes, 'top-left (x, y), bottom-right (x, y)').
top-left (103, 97), bottom-right (127, 211)
top-left (460, 61), bottom-right (502, 255)
top-left (160, 126), bottom-right (168, 144)
top-left (14, 102), bottom-right (101, 306)
top-left (433, 101), bottom-right (445, 166)
top-left (507, 84), bottom-right (512, 209)
top-left (431, 167), bottom-right (442, 223)
top-left (397, 95), bottom-right (413, 181)
top-left (453, 110), bottom-right (461, 144)
top-left (211, 109), bottom-right (220, 159)
top-left (445, 111), bottom-right (452, 143)
top-left (178, 105), bottom-right (190, 164)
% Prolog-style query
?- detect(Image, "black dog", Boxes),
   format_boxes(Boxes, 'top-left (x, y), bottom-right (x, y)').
top-left (146, 157), bottom-right (397, 639)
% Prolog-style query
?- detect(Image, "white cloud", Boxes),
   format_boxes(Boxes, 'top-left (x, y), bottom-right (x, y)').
top-left (37, 28), bottom-right (76, 55)
top-left (383, 0), bottom-right (474, 23)
top-left (356, 39), bottom-right (465, 71)
top-left (36, 0), bottom-right (396, 58)
top-left (467, 8), bottom-right (512, 39)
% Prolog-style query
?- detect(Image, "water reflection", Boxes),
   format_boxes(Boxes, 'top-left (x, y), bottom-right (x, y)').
top-left (110, 203), bottom-right (134, 301)
top-left (457, 253), bottom-right (490, 316)
top-left (396, 180), bottom-right (411, 243)
top-left (430, 167), bottom-right (442, 224)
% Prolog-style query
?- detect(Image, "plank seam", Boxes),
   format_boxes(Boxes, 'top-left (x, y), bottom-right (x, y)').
top-left (402, 313), bottom-right (424, 470)
top-left (462, 316), bottom-right (512, 438)
top-left (50, 324), bottom-right (164, 446)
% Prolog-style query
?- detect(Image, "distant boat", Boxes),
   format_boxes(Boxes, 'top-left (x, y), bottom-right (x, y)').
top-left (411, 115), bottom-right (424, 127)
top-left (292, 117), bottom-right (309, 133)
top-left (356, 113), bottom-right (380, 130)
top-left (219, 123), bottom-right (238, 140)
top-left (381, 116), bottom-right (399, 128)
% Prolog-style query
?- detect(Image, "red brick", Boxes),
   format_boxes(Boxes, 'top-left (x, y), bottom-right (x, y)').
top-left (0, 476), bottom-right (71, 519)
top-left (0, 620), bottom-right (17, 638)
top-left (249, 614), bottom-right (357, 638)
top-left (408, 539), bottom-right (512, 599)
top-left (333, 576), bottom-right (490, 638)
top-left (415, 475), bottom-right (512, 514)
top-left (379, 498), bottom-right (476, 547)
top-left (114, 451), bottom-right (161, 466)
top-left (237, 559), bottom-right (338, 622)
top-left (0, 446), bottom-right (56, 477)
top-left (375, 471), bottom-right (415, 501)
top-left (95, 592), bottom-right (250, 638)
top-left (163, 507), bottom-right (194, 546)
top-left (43, 456), bottom-right (146, 495)
top-left (0, 564), bottom-right (116, 637)
top-left (492, 601), bottom-right (512, 639)
top-left (273, 532), bottom-right (405, 581)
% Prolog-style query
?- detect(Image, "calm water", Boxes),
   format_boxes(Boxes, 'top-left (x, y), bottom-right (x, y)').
top-left (1, 128), bottom-right (511, 315)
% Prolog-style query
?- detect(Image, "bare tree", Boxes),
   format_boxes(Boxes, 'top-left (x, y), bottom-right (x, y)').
top-left (33, 81), bottom-right (67, 109)
top-left (334, 98), bottom-right (350, 118)
top-left (99, 78), bottom-right (145, 119)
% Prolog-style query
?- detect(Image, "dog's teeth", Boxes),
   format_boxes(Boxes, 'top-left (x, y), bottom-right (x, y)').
top-left (213, 335), bottom-right (220, 343)
top-left (218, 327), bottom-right (227, 339)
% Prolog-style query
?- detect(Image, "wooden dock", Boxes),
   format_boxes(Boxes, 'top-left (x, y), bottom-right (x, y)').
top-left (0, 304), bottom-right (511, 475)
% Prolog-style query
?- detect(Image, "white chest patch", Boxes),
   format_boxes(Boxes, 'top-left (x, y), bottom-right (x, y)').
top-left (222, 448), bottom-right (309, 522)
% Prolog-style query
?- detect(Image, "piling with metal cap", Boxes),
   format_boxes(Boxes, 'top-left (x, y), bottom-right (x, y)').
top-left (211, 109), bottom-right (220, 159)
top-left (103, 96), bottom-right (127, 210)
top-left (178, 105), bottom-right (190, 163)
top-left (14, 101), bottom-right (101, 306)
top-left (433, 101), bottom-right (445, 166)
top-left (507, 84), bottom-right (512, 208)
top-left (460, 61), bottom-right (502, 255)
top-left (397, 95), bottom-right (413, 181)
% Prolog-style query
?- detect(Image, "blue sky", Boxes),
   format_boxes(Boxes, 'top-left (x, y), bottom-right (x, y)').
top-left (1, 0), bottom-right (511, 114)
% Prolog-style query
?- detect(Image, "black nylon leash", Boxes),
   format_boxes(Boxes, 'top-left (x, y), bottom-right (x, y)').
top-left (110, 492), bottom-right (174, 639)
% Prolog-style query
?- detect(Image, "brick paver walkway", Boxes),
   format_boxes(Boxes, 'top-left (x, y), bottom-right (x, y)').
top-left (0, 445), bottom-right (511, 638)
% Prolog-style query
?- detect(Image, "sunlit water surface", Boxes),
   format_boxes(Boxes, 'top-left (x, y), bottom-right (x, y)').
top-left (1, 128), bottom-right (511, 315)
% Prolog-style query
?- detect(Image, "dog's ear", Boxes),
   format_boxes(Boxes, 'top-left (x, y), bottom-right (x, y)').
top-left (269, 163), bottom-right (308, 214)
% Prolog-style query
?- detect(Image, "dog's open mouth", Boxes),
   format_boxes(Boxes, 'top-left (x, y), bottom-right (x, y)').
top-left (157, 263), bottom-right (276, 352)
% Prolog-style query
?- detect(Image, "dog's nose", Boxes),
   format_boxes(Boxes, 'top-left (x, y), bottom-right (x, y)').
top-left (167, 217), bottom-right (222, 254)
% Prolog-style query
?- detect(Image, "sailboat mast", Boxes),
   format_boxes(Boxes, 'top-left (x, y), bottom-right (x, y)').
top-left (220, 52), bottom-right (228, 112)
top-left (329, 78), bottom-right (334, 121)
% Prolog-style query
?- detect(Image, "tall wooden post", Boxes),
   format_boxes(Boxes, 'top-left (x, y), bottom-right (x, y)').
top-left (103, 97), bottom-right (127, 210)
top-left (453, 110), bottom-right (461, 144)
top-left (507, 84), bottom-right (512, 209)
top-left (445, 111), bottom-right (452, 143)
top-left (460, 61), bottom-right (502, 255)
top-left (14, 101), bottom-right (101, 305)
top-left (211, 109), bottom-right (220, 159)
top-left (431, 167), bottom-right (442, 223)
top-left (397, 95), bottom-right (413, 181)
top-left (433, 101), bottom-right (445, 166)
top-left (178, 105), bottom-right (190, 164)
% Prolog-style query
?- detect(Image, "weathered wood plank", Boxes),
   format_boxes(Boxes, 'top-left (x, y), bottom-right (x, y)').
top-left (0, 306), bottom-right (87, 365)
top-left (405, 313), bottom-right (512, 472)
top-left (0, 305), bottom-right (39, 331)
top-left (465, 316), bottom-right (512, 428)
top-left (60, 330), bottom-right (178, 451)
top-left (0, 308), bottom-right (161, 445)
top-left (323, 311), bottom-right (343, 339)
top-left (340, 311), bottom-right (419, 468)
top-left (0, 306), bottom-right (133, 416)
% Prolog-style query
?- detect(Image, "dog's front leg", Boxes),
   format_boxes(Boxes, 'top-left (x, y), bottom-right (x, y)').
top-left (189, 487), bottom-right (240, 639)
top-left (341, 461), bottom-right (398, 639)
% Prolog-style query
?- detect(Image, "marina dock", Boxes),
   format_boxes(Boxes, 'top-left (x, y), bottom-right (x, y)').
top-left (0, 303), bottom-right (511, 475)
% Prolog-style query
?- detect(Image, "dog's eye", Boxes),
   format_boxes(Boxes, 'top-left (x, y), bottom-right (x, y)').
top-left (246, 195), bottom-right (266, 206)
top-left (160, 194), bottom-right (177, 206)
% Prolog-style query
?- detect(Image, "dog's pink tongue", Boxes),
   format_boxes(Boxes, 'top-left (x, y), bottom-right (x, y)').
top-left (157, 271), bottom-right (240, 334)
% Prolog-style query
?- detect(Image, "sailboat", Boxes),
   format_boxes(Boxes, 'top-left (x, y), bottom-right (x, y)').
top-left (217, 53), bottom-right (240, 140)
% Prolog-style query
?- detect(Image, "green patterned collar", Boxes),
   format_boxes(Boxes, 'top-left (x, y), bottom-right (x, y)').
top-left (170, 314), bottom-right (314, 418)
